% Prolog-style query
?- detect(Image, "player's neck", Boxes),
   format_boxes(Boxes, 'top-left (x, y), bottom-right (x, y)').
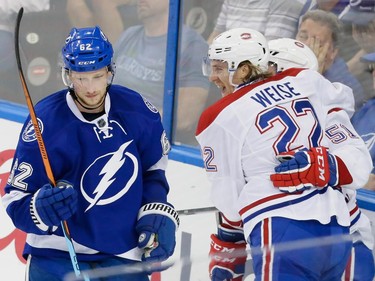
top-left (74, 95), bottom-right (106, 114)
top-left (81, 110), bottom-right (105, 122)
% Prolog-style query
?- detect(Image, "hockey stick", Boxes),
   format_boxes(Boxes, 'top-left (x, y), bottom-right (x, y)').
top-left (14, 7), bottom-right (87, 280)
top-left (177, 206), bottom-right (218, 216)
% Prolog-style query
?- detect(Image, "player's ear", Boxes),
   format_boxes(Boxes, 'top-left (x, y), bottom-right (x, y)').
top-left (241, 64), bottom-right (250, 76)
top-left (61, 68), bottom-right (73, 88)
top-left (107, 63), bottom-right (116, 85)
top-left (239, 63), bottom-right (251, 82)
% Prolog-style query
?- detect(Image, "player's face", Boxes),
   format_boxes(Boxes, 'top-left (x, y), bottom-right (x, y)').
top-left (70, 68), bottom-right (110, 111)
top-left (209, 60), bottom-right (235, 97)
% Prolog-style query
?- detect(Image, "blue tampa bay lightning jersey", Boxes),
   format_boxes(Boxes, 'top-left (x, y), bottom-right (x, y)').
top-left (3, 84), bottom-right (171, 261)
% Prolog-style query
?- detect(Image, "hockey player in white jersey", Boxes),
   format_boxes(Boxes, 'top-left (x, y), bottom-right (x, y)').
top-left (2, 26), bottom-right (178, 280)
top-left (269, 37), bottom-right (375, 281)
top-left (196, 28), bottom-right (372, 281)
top-left (268, 37), bottom-right (319, 73)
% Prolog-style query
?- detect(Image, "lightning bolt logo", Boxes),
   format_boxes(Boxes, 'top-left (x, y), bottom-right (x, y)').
top-left (22, 118), bottom-right (43, 142)
top-left (83, 140), bottom-right (138, 212)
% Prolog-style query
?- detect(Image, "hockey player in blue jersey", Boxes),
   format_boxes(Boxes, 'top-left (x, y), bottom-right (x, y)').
top-left (2, 26), bottom-right (179, 281)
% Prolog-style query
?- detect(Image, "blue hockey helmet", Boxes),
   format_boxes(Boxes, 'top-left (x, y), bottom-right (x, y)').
top-left (62, 26), bottom-right (114, 72)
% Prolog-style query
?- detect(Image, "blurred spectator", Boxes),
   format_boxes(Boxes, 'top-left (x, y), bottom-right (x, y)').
top-left (113, 0), bottom-right (210, 145)
top-left (0, 0), bottom-right (50, 103)
top-left (351, 52), bottom-right (375, 191)
top-left (311, 0), bottom-right (349, 15)
top-left (207, 0), bottom-right (310, 43)
top-left (66, 0), bottom-right (137, 43)
top-left (339, 0), bottom-right (375, 101)
top-left (296, 9), bottom-right (365, 110)
top-left (300, 1), bottom-right (357, 65)
top-left (183, 0), bottom-right (224, 40)
top-left (340, 0), bottom-right (375, 25)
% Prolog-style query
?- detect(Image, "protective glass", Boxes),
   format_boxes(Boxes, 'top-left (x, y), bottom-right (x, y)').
top-left (202, 57), bottom-right (229, 77)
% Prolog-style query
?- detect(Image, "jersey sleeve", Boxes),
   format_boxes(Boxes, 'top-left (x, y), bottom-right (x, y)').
top-left (324, 108), bottom-right (372, 189)
top-left (196, 110), bottom-right (244, 222)
top-left (312, 71), bottom-right (372, 189)
top-left (136, 105), bottom-right (171, 205)
top-left (328, 82), bottom-right (355, 117)
top-left (2, 116), bottom-right (50, 234)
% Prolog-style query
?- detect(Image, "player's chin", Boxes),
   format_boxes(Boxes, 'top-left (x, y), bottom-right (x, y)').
top-left (84, 96), bottom-right (105, 107)
top-left (78, 100), bottom-right (100, 110)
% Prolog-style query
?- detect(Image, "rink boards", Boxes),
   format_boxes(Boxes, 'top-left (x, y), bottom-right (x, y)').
top-left (1, 100), bottom-right (374, 280)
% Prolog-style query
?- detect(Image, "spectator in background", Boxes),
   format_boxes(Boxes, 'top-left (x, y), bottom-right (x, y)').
top-left (296, 9), bottom-right (366, 110)
top-left (339, 0), bottom-right (375, 102)
top-left (207, 0), bottom-right (310, 43)
top-left (0, 0), bottom-right (50, 104)
top-left (351, 52), bottom-right (375, 191)
top-left (311, 0), bottom-right (349, 15)
top-left (113, 0), bottom-right (210, 145)
top-left (0, 1), bottom-right (50, 70)
top-left (66, 0), bottom-right (137, 43)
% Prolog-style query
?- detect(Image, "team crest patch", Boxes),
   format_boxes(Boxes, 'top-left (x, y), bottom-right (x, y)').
top-left (161, 130), bottom-right (171, 155)
top-left (142, 97), bottom-right (159, 113)
top-left (22, 118), bottom-right (44, 142)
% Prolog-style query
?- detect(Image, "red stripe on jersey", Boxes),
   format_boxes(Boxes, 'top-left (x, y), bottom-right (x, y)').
top-left (151, 271), bottom-right (161, 281)
top-left (349, 204), bottom-right (359, 216)
top-left (343, 250), bottom-right (354, 281)
top-left (221, 213), bottom-right (243, 227)
top-left (336, 156), bottom-right (353, 185)
top-left (262, 218), bottom-right (272, 281)
top-left (238, 192), bottom-right (294, 216)
top-left (195, 68), bottom-right (305, 135)
top-left (328, 107), bottom-right (343, 114)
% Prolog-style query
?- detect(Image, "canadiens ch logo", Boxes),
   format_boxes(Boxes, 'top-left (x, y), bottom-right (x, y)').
top-left (22, 118), bottom-right (44, 142)
top-left (81, 140), bottom-right (138, 212)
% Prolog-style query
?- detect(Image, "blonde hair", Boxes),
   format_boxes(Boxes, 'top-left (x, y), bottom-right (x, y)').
top-left (238, 60), bottom-right (273, 83)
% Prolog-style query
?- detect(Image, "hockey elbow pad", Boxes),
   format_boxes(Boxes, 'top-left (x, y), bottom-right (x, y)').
top-left (136, 202), bottom-right (179, 262)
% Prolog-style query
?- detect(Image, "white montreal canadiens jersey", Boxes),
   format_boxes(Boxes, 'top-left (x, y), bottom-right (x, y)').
top-left (196, 68), bottom-right (372, 240)
top-left (3, 84), bottom-right (170, 261)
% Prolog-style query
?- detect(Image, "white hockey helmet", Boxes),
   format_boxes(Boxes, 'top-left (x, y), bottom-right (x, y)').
top-left (268, 38), bottom-right (318, 72)
top-left (204, 27), bottom-right (270, 75)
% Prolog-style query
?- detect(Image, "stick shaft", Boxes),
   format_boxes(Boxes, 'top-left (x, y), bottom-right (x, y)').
top-left (14, 7), bottom-right (84, 279)
top-left (177, 206), bottom-right (218, 216)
